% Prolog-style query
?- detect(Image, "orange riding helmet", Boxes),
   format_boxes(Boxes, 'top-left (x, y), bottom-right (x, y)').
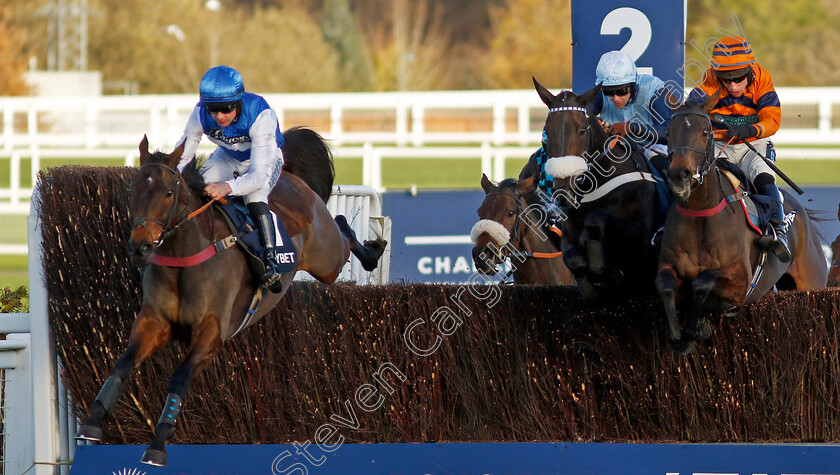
top-left (712, 35), bottom-right (755, 80)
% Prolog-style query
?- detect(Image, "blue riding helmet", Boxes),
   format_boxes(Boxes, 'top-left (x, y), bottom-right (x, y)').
top-left (199, 65), bottom-right (244, 103)
top-left (595, 50), bottom-right (637, 87)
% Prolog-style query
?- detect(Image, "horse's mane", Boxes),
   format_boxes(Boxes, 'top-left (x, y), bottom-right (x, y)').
top-left (181, 158), bottom-right (206, 193)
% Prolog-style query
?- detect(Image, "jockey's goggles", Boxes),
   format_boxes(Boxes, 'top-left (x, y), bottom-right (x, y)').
top-left (205, 102), bottom-right (237, 114)
top-left (603, 85), bottom-right (633, 96)
top-left (719, 73), bottom-right (749, 84)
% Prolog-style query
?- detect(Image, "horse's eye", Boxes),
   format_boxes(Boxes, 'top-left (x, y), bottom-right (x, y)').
top-left (579, 127), bottom-right (587, 136)
top-left (166, 189), bottom-right (175, 197)
top-left (508, 210), bottom-right (516, 217)
top-left (702, 130), bottom-right (710, 136)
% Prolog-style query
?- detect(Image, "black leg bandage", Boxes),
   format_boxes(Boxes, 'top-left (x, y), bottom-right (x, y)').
top-left (157, 393), bottom-right (183, 427)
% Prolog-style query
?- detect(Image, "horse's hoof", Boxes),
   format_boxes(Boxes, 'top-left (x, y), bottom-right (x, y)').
top-left (74, 425), bottom-right (102, 442)
top-left (669, 339), bottom-right (695, 355)
top-left (697, 322), bottom-right (712, 340)
top-left (722, 306), bottom-right (740, 318)
top-left (141, 448), bottom-right (168, 467)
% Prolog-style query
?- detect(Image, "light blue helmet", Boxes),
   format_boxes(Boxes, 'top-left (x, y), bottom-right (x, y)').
top-left (199, 65), bottom-right (244, 103)
top-left (595, 51), bottom-right (637, 87)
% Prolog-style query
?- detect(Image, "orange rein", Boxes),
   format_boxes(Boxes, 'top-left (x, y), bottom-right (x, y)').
top-left (531, 226), bottom-right (563, 259)
top-left (186, 196), bottom-right (227, 220)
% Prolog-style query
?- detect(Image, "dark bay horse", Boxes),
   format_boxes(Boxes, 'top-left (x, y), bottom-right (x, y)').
top-left (828, 204), bottom-right (840, 286)
top-left (525, 78), bottom-right (663, 302)
top-left (656, 96), bottom-right (828, 354)
top-left (471, 173), bottom-right (573, 285)
top-left (74, 130), bottom-right (386, 466)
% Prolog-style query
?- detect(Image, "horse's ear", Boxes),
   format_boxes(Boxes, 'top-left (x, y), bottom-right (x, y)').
top-left (578, 83), bottom-right (603, 106)
top-left (517, 175), bottom-right (536, 195)
top-left (165, 142), bottom-right (185, 169)
top-left (665, 89), bottom-right (683, 112)
top-left (139, 135), bottom-right (150, 165)
top-left (533, 77), bottom-right (556, 108)
top-left (703, 88), bottom-right (723, 114)
top-left (480, 173), bottom-right (496, 194)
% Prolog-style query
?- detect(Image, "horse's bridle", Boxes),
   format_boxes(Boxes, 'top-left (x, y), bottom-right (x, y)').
top-left (544, 106), bottom-right (597, 160)
top-left (131, 162), bottom-right (185, 247)
top-left (667, 109), bottom-right (716, 184)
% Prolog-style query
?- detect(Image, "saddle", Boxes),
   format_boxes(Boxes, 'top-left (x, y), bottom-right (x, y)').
top-left (718, 163), bottom-right (777, 236)
top-left (214, 198), bottom-right (298, 282)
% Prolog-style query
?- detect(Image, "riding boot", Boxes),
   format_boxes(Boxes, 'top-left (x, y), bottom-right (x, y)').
top-left (758, 184), bottom-right (792, 263)
top-left (249, 203), bottom-right (283, 288)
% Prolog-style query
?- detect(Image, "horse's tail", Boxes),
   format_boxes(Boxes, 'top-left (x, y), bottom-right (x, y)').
top-left (281, 126), bottom-right (335, 203)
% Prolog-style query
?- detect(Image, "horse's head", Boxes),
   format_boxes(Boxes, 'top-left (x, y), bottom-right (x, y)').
top-left (666, 90), bottom-right (721, 204)
top-left (470, 174), bottom-right (536, 275)
top-left (533, 78), bottom-right (608, 206)
top-left (126, 136), bottom-right (186, 266)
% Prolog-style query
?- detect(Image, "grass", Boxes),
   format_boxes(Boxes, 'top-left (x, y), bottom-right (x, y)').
top-left (1, 154), bottom-right (839, 290)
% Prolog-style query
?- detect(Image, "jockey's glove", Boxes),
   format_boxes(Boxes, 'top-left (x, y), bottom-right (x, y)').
top-left (728, 124), bottom-right (758, 142)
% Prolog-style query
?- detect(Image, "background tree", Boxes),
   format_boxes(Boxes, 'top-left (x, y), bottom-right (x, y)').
top-left (320, 0), bottom-right (374, 91)
top-left (687, 0), bottom-right (840, 86)
top-left (487, 0), bottom-right (573, 90)
top-left (0, 5), bottom-right (32, 95)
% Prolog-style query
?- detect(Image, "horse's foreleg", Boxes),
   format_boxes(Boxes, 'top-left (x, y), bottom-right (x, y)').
top-left (685, 270), bottom-right (717, 342)
top-left (564, 245), bottom-right (599, 302)
top-left (75, 308), bottom-right (172, 442)
top-left (655, 266), bottom-right (681, 344)
top-left (141, 317), bottom-right (223, 467)
top-left (582, 211), bottom-right (608, 276)
top-left (335, 215), bottom-right (386, 272)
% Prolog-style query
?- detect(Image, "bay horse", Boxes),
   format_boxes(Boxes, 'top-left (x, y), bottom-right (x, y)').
top-left (656, 95), bottom-right (828, 354)
top-left (828, 204), bottom-right (840, 286)
top-left (74, 130), bottom-right (386, 466)
top-left (526, 78), bottom-right (664, 302)
top-left (471, 173), bottom-right (573, 285)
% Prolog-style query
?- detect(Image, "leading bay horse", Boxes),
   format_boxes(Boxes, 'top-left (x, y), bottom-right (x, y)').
top-left (74, 130), bottom-right (386, 466)
top-left (656, 95), bottom-right (828, 354)
top-left (471, 173), bottom-right (573, 285)
top-left (525, 78), bottom-right (664, 302)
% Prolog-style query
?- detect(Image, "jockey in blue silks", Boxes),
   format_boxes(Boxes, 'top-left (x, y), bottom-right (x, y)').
top-left (175, 65), bottom-right (285, 289)
top-left (532, 51), bottom-right (673, 230)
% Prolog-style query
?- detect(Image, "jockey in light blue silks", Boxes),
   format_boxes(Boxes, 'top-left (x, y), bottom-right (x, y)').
top-left (587, 50), bottom-right (672, 160)
top-left (176, 65), bottom-right (286, 290)
top-left (530, 50), bottom-right (673, 228)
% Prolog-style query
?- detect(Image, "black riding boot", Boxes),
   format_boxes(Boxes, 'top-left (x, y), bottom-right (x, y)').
top-left (248, 203), bottom-right (282, 288)
top-left (758, 184), bottom-right (792, 263)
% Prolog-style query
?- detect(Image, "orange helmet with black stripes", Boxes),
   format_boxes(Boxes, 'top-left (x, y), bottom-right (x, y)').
top-left (712, 35), bottom-right (755, 79)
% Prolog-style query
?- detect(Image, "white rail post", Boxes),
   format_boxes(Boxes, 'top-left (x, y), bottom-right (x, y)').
top-left (480, 142), bottom-right (492, 178)
top-left (1, 334), bottom-right (33, 475)
top-left (28, 193), bottom-right (62, 475)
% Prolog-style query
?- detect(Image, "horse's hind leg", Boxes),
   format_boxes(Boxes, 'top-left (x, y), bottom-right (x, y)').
top-left (335, 215), bottom-right (386, 271)
top-left (141, 317), bottom-right (223, 467)
top-left (75, 309), bottom-right (172, 442)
